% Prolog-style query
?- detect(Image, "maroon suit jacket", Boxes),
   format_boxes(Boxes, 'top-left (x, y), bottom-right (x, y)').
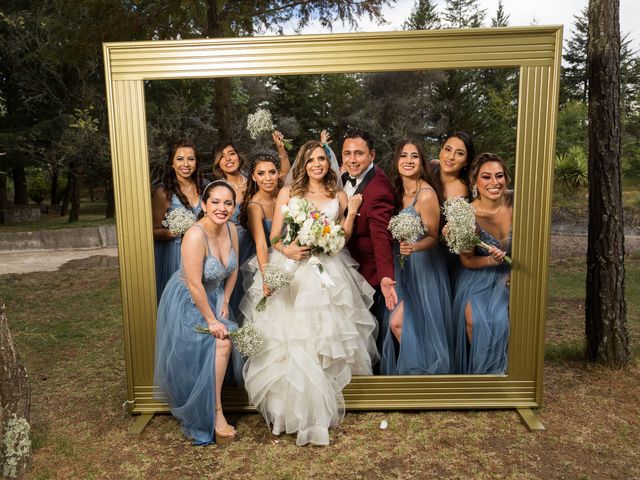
top-left (346, 165), bottom-right (395, 288)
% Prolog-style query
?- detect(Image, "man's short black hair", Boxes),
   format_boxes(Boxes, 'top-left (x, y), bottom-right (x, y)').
top-left (343, 128), bottom-right (374, 152)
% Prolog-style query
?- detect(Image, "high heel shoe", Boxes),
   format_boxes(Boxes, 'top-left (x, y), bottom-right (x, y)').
top-left (214, 424), bottom-right (236, 445)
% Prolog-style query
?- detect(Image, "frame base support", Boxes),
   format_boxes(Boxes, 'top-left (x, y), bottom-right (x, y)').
top-left (517, 408), bottom-right (545, 431)
top-left (128, 413), bottom-right (154, 436)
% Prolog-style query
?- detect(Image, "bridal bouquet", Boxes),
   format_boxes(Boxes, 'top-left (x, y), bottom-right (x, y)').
top-left (441, 197), bottom-right (512, 265)
top-left (194, 322), bottom-right (265, 358)
top-left (272, 197), bottom-right (345, 285)
top-left (255, 263), bottom-right (295, 311)
top-left (162, 207), bottom-right (196, 236)
top-left (388, 212), bottom-right (426, 268)
top-left (246, 108), bottom-right (292, 150)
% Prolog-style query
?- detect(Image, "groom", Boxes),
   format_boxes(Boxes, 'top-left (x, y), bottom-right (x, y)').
top-left (341, 128), bottom-right (397, 363)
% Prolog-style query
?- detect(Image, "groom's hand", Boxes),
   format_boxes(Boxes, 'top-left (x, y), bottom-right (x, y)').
top-left (380, 276), bottom-right (398, 311)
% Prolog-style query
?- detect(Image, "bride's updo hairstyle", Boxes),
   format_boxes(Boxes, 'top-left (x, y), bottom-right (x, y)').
top-left (290, 140), bottom-right (338, 198)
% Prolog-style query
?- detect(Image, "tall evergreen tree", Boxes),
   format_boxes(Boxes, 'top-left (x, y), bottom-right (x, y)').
top-left (491, 0), bottom-right (509, 27)
top-left (403, 0), bottom-right (440, 30)
top-left (442, 0), bottom-right (486, 29)
top-left (562, 8), bottom-right (589, 104)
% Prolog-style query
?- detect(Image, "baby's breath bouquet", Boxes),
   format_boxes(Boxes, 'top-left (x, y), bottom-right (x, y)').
top-left (255, 263), bottom-right (295, 311)
top-left (246, 108), bottom-right (292, 150)
top-left (388, 212), bottom-right (426, 268)
top-left (194, 322), bottom-right (265, 358)
top-left (162, 207), bottom-right (196, 236)
top-left (441, 197), bottom-right (512, 265)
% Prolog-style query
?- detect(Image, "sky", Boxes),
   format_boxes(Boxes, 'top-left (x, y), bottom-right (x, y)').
top-left (296, 0), bottom-right (640, 52)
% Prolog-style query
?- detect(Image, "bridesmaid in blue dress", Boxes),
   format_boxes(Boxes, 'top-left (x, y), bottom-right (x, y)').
top-left (154, 180), bottom-right (240, 445)
top-left (211, 135), bottom-right (291, 269)
top-left (152, 139), bottom-right (206, 302)
top-left (239, 153), bottom-right (281, 297)
top-left (380, 140), bottom-right (451, 375)
top-left (452, 153), bottom-right (512, 375)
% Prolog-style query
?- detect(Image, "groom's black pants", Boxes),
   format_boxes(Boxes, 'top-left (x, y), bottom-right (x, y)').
top-left (370, 286), bottom-right (387, 375)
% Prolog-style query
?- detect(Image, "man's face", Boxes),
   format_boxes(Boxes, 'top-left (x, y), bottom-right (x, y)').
top-left (342, 137), bottom-right (375, 178)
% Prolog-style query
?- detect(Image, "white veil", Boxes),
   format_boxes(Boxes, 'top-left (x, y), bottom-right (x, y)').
top-left (283, 143), bottom-right (343, 190)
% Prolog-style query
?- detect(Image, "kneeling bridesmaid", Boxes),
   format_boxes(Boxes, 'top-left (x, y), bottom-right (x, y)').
top-left (154, 180), bottom-right (239, 444)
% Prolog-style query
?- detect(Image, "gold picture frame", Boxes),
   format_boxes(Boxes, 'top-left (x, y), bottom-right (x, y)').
top-left (103, 25), bottom-right (562, 432)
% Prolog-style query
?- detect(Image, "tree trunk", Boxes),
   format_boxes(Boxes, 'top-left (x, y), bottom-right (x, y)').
top-left (68, 165), bottom-right (81, 223)
top-left (585, 0), bottom-right (629, 366)
top-left (0, 172), bottom-right (8, 210)
top-left (105, 179), bottom-right (115, 219)
top-left (207, 0), bottom-right (232, 141)
top-left (12, 165), bottom-right (28, 206)
top-left (0, 302), bottom-right (32, 480)
top-left (60, 170), bottom-right (72, 216)
top-left (50, 166), bottom-right (59, 206)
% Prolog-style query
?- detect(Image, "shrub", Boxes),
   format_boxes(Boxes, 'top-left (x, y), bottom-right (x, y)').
top-left (555, 145), bottom-right (588, 189)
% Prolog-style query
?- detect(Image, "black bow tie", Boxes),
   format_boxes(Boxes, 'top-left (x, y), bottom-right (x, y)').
top-left (342, 172), bottom-right (357, 187)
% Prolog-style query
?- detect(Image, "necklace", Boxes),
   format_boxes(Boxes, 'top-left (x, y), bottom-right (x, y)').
top-left (476, 201), bottom-right (505, 216)
top-left (180, 182), bottom-right (195, 193)
top-left (228, 176), bottom-right (247, 191)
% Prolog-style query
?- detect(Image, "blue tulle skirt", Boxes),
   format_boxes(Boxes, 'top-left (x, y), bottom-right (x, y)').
top-left (380, 247), bottom-right (452, 375)
top-left (154, 238), bottom-right (182, 302)
top-left (154, 271), bottom-right (238, 444)
top-left (452, 264), bottom-right (510, 374)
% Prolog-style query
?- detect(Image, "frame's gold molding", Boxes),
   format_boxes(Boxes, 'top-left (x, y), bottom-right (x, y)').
top-left (103, 25), bottom-right (562, 413)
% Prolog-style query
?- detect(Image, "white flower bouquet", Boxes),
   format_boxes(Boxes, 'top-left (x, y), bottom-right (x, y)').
top-left (246, 108), bottom-right (292, 150)
top-left (194, 322), bottom-right (265, 358)
top-left (255, 263), bottom-right (295, 311)
top-left (162, 207), bottom-right (196, 236)
top-left (441, 197), bottom-right (512, 265)
top-left (388, 212), bottom-right (426, 268)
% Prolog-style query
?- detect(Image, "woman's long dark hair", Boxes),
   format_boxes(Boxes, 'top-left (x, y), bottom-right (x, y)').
top-left (239, 153), bottom-right (281, 228)
top-left (163, 138), bottom-right (204, 209)
top-left (389, 139), bottom-right (443, 211)
top-left (430, 131), bottom-right (475, 201)
top-left (212, 140), bottom-right (246, 180)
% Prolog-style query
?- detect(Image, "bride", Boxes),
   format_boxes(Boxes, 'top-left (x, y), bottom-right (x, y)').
top-left (240, 140), bottom-right (379, 446)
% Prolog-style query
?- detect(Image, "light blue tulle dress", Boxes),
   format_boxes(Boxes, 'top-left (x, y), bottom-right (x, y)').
top-left (154, 223), bottom-right (238, 445)
top-left (227, 201), bottom-right (256, 318)
top-left (154, 192), bottom-right (202, 302)
top-left (230, 201), bottom-right (273, 386)
top-left (380, 190), bottom-right (452, 375)
top-left (452, 227), bottom-right (511, 375)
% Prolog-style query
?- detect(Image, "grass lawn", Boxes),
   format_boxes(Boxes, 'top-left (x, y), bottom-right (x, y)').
top-left (1, 242), bottom-right (638, 479)
top-left (0, 201), bottom-right (114, 232)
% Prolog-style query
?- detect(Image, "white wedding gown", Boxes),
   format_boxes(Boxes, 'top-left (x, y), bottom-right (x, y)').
top-left (240, 197), bottom-right (379, 446)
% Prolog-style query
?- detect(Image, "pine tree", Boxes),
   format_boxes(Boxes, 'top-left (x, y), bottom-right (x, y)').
top-left (403, 0), bottom-right (440, 30)
top-left (442, 0), bottom-right (486, 29)
top-left (562, 8), bottom-right (589, 104)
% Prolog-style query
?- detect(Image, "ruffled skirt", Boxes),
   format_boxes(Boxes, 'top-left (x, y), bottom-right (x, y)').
top-left (240, 249), bottom-right (378, 446)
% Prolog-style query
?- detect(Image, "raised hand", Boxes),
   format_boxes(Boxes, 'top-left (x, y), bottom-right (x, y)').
top-left (320, 129), bottom-right (332, 145)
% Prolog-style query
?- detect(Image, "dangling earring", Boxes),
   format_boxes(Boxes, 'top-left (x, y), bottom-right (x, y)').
top-left (471, 185), bottom-right (478, 198)
top-left (203, 210), bottom-right (207, 217)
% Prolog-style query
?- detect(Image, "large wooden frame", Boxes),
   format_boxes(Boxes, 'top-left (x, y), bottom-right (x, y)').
top-left (103, 26), bottom-right (562, 431)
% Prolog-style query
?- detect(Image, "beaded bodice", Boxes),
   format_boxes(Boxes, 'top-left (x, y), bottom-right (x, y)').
top-left (202, 250), bottom-right (237, 290)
